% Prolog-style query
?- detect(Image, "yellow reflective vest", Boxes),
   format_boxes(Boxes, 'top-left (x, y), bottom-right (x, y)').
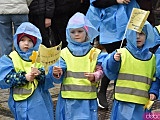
top-left (115, 48), bottom-right (156, 105)
top-left (9, 51), bottom-right (42, 101)
top-left (61, 47), bottom-right (101, 99)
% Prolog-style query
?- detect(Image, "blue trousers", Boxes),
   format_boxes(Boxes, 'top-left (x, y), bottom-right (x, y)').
top-left (0, 14), bottom-right (28, 57)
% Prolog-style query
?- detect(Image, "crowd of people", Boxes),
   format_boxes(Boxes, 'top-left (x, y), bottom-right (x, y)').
top-left (0, 0), bottom-right (160, 120)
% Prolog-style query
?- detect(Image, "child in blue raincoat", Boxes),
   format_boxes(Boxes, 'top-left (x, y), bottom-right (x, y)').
top-left (47, 12), bottom-right (107, 120)
top-left (102, 21), bottom-right (160, 120)
top-left (0, 22), bottom-right (57, 120)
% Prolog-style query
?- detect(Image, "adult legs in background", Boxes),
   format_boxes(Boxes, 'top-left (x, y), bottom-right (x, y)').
top-left (97, 75), bottom-right (110, 109)
top-left (51, 0), bottom-right (90, 49)
top-left (0, 14), bottom-right (28, 57)
top-left (51, 15), bottom-right (69, 49)
top-left (29, 14), bottom-right (52, 47)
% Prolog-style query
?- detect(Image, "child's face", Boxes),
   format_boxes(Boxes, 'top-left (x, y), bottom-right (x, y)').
top-left (19, 36), bottom-right (34, 52)
top-left (70, 28), bottom-right (87, 43)
top-left (136, 32), bottom-right (146, 48)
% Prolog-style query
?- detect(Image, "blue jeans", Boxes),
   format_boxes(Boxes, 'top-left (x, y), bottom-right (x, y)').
top-left (0, 14), bottom-right (28, 57)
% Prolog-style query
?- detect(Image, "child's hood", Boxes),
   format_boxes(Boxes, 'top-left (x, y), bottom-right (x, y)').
top-left (66, 12), bottom-right (99, 45)
top-left (125, 21), bottom-right (155, 60)
top-left (66, 12), bottom-right (99, 56)
top-left (13, 22), bottom-right (42, 60)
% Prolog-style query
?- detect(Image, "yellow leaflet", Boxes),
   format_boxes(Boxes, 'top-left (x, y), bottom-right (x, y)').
top-left (29, 51), bottom-right (38, 64)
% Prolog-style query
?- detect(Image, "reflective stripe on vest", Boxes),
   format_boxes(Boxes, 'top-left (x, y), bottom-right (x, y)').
top-left (61, 47), bottom-right (100, 99)
top-left (13, 88), bottom-right (32, 94)
top-left (62, 71), bottom-right (97, 92)
top-left (9, 51), bottom-right (42, 101)
top-left (118, 73), bottom-right (153, 85)
top-left (115, 48), bottom-right (156, 105)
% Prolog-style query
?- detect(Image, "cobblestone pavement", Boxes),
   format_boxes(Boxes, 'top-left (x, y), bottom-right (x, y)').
top-left (0, 84), bottom-right (61, 120)
top-left (0, 81), bottom-right (115, 120)
top-left (0, 82), bottom-right (160, 120)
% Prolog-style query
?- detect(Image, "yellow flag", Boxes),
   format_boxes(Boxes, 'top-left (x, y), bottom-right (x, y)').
top-left (144, 100), bottom-right (154, 110)
top-left (38, 42), bottom-right (62, 74)
top-left (127, 8), bottom-right (150, 33)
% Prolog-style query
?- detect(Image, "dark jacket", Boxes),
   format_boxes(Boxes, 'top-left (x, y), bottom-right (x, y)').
top-left (53, 0), bottom-right (89, 16)
top-left (92, 0), bottom-right (117, 8)
top-left (92, 0), bottom-right (141, 8)
top-left (29, 0), bottom-right (55, 18)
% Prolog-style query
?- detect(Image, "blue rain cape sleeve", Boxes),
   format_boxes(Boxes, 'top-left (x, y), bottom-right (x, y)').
top-left (0, 56), bottom-right (14, 88)
top-left (154, 25), bottom-right (160, 78)
top-left (153, 25), bottom-right (160, 100)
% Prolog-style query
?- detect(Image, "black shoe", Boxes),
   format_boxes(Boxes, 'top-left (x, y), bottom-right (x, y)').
top-left (97, 92), bottom-right (108, 109)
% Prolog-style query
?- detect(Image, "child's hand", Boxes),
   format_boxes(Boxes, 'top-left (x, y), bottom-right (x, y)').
top-left (114, 52), bottom-right (121, 61)
top-left (149, 94), bottom-right (156, 101)
top-left (31, 67), bottom-right (41, 76)
top-left (53, 66), bottom-right (63, 79)
top-left (25, 72), bottom-right (35, 82)
top-left (84, 72), bottom-right (95, 82)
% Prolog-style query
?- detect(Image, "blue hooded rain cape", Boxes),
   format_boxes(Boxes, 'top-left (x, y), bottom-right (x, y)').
top-left (0, 22), bottom-right (55, 120)
top-left (102, 21), bottom-right (159, 120)
top-left (48, 12), bottom-right (107, 120)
